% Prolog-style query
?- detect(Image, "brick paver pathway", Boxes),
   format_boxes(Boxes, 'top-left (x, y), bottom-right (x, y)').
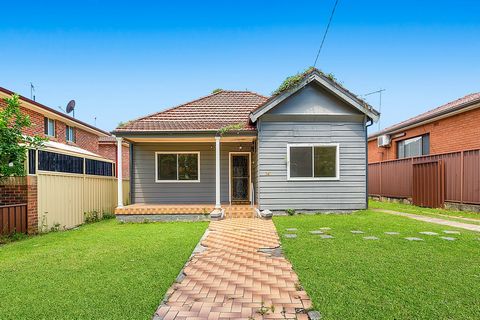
top-left (154, 218), bottom-right (312, 320)
top-left (373, 209), bottom-right (480, 232)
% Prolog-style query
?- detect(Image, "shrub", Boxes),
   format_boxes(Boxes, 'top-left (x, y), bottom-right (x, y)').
top-left (272, 67), bottom-right (316, 95)
top-left (0, 94), bottom-right (45, 177)
top-left (84, 211), bottom-right (101, 224)
top-left (102, 212), bottom-right (116, 220)
top-left (84, 211), bottom-right (116, 223)
top-left (50, 223), bottom-right (61, 232)
top-left (0, 232), bottom-right (28, 244)
top-left (286, 209), bottom-right (296, 216)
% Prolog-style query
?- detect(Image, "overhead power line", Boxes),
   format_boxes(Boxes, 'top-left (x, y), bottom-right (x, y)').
top-left (313, 0), bottom-right (340, 67)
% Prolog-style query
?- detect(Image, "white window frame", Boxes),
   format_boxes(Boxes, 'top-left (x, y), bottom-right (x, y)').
top-left (46, 118), bottom-right (55, 137)
top-left (287, 143), bottom-right (340, 181)
top-left (66, 125), bottom-right (75, 142)
top-left (154, 151), bottom-right (201, 183)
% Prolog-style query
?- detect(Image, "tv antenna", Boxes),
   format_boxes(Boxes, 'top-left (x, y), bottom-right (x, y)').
top-left (66, 100), bottom-right (76, 118)
top-left (30, 83), bottom-right (36, 101)
top-left (361, 89), bottom-right (385, 130)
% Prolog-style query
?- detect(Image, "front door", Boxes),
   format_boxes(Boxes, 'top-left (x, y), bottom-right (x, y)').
top-left (230, 153), bottom-right (250, 203)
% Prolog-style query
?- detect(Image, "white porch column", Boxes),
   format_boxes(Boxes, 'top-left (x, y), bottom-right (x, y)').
top-left (215, 136), bottom-right (221, 209)
top-left (116, 137), bottom-right (123, 208)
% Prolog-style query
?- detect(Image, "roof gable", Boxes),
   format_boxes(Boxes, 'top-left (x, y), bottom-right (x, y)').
top-left (250, 69), bottom-right (379, 122)
top-left (266, 82), bottom-right (363, 116)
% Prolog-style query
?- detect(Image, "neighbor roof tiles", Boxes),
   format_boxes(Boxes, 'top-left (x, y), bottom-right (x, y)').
top-left (369, 92), bottom-right (480, 138)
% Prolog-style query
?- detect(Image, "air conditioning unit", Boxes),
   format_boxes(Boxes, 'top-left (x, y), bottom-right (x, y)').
top-left (377, 134), bottom-right (391, 147)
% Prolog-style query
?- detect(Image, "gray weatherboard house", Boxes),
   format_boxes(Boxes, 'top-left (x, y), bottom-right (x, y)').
top-left (113, 69), bottom-right (379, 219)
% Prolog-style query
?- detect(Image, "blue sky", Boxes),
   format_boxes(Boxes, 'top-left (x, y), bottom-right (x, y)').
top-left (1, 0), bottom-right (479, 132)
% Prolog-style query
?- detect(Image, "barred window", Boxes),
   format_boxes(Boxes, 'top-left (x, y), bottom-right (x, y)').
top-left (38, 151), bottom-right (84, 174)
top-left (85, 159), bottom-right (114, 176)
top-left (28, 149), bottom-right (36, 175)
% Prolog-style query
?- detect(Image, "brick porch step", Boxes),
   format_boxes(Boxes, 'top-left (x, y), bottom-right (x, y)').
top-left (224, 205), bottom-right (256, 219)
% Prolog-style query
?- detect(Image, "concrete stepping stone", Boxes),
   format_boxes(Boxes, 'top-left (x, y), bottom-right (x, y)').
top-left (309, 230), bottom-right (324, 235)
top-left (308, 310), bottom-right (322, 320)
top-left (286, 228), bottom-right (298, 231)
top-left (384, 232), bottom-right (400, 235)
top-left (351, 230), bottom-right (364, 234)
top-left (440, 236), bottom-right (457, 241)
top-left (363, 236), bottom-right (379, 240)
top-left (443, 230), bottom-right (460, 234)
top-left (284, 234), bottom-right (297, 238)
top-left (319, 234), bottom-right (334, 239)
top-left (419, 231), bottom-right (439, 236)
top-left (405, 237), bottom-right (424, 241)
top-left (319, 227), bottom-right (331, 230)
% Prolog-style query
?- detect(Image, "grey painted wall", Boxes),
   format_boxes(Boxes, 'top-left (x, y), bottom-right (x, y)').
top-left (268, 82), bottom-right (363, 116)
top-left (257, 83), bottom-right (368, 211)
top-left (132, 142), bottom-right (255, 204)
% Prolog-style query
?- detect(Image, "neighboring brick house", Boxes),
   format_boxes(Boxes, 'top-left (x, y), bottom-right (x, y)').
top-left (368, 93), bottom-right (480, 163)
top-left (0, 87), bottom-right (131, 234)
top-left (98, 136), bottom-right (130, 179)
top-left (0, 87), bottom-right (129, 178)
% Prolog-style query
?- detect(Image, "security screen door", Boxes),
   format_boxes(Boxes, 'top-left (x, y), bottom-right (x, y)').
top-left (231, 154), bottom-right (250, 203)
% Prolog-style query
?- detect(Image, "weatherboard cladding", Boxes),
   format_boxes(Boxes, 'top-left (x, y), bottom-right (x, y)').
top-left (132, 142), bottom-right (256, 204)
top-left (257, 121), bottom-right (367, 211)
top-left (256, 83), bottom-right (367, 211)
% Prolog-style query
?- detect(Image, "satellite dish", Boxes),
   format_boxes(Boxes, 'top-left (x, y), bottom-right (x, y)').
top-left (66, 100), bottom-right (76, 117)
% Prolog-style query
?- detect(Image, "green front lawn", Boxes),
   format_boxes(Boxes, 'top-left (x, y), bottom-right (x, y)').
top-left (0, 219), bottom-right (207, 320)
top-left (274, 211), bottom-right (480, 320)
top-left (370, 199), bottom-right (480, 225)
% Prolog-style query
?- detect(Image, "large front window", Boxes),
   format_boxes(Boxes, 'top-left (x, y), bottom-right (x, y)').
top-left (287, 144), bottom-right (339, 180)
top-left (397, 134), bottom-right (429, 159)
top-left (155, 152), bottom-right (200, 182)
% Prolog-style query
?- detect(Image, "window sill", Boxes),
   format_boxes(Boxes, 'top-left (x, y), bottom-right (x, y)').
top-left (287, 177), bottom-right (340, 181)
top-left (155, 180), bottom-right (201, 183)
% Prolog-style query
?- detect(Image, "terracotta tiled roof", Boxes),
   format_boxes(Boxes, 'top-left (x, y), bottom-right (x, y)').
top-left (369, 92), bottom-right (480, 138)
top-left (115, 90), bottom-right (268, 132)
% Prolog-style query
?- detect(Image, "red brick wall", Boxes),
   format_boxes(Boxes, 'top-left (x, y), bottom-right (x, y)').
top-left (0, 177), bottom-right (27, 206)
top-left (0, 98), bottom-right (101, 154)
top-left (26, 176), bottom-right (38, 234)
top-left (0, 176), bottom-right (38, 234)
top-left (98, 143), bottom-right (130, 179)
top-left (368, 107), bottom-right (480, 163)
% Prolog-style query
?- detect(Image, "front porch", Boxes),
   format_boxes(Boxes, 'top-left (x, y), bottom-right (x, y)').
top-left (115, 203), bottom-right (257, 219)
top-left (114, 134), bottom-right (259, 218)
